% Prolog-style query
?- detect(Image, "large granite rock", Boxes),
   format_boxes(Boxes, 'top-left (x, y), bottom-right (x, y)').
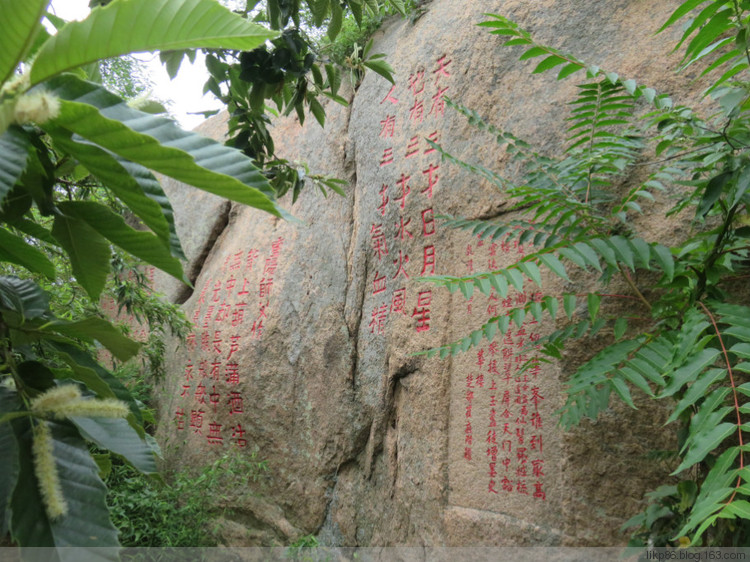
top-left (154, 0), bottom-right (705, 546)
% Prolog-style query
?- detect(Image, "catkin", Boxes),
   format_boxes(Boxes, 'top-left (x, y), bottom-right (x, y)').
top-left (31, 422), bottom-right (68, 520)
top-left (30, 385), bottom-right (81, 413)
top-left (48, 398), bottom-right (130, 419)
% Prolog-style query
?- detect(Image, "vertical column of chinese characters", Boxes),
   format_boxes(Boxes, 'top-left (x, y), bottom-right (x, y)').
top-left (461, 232), bottom-right (547, 501)
top-left (369, 80), bottom-right (398, 336)
top-left (369, 54), bottom-right (454, 336)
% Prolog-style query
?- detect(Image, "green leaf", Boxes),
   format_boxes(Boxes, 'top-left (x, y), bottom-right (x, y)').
top-left (363, 59), bottom-right (395, 84)
top-left (388, 0), bottom-right (406, 16)
top-left (70, 417), bottom-right (156, 475)
top-left (697, 171), bottom-right (731, 217)
top-left (56, 201), bottom-right (186, 282)
top-left (557, 63), bottom-right (583, 80)
top-left (48, 129), bottom-right (182, 258)
top-left (10, 418), bottom-right (121, 554)
top-left (610, 377), bottom-right (635, 409)
top-left (46, 75), bottom-right (280, 217)
top-left (659, 0), bottom-right (710, 33)
top-left (327, 0), bottom-right (343, 41)
top-left (0, 275), bottom-right (50, 320)
top-left (563, 294), bottom-right (576, 319)
top-left (573, 242), bottom-right (602, 272)
top-left (661, 348), bottom-right (721, 398)
top-left (532, 55), bottom-right (567, 74)
top-left (519, 261), bottom-right (542, 287)
top-left (308, 96), bottom-right (325, 127)
top-left (519, 46), bottom-right (548, 60)
top-left (544, 295), bottom-right (559, 320)
top-left (667, 368), bottom-right (727, 424)
top-left (0, 127), bottom-right (31, 207)
top-left (538, 253), bottom-right (570, 281)
top-left (723, 499), bottom-right (750, 519)
top-left (651, 244), bottom-right (674, 281)
top-left (308, 0), bottom-right (328, 27)
top-left (0, 387), bottom-right (20, 537)
top-left (0, 227), bottom-right (55, 279)
top-left (0, 0), bottom-right (49, 86)
top-left (589, 238), bottom-right (618, 267)
top-left (489, 273), bottom-right (509, 298)
top-left (505, 268), bottom-right (525, 292)
top-left (673, 422), bottom-right (737, 474)
top-left (51, 214), bottom-right (111, 301)
top-left (587, 293), bottom-right (600, 322)
top-left (614, 317), bottom-right (628, 340)
top-left (30, 0), bottom-right (276, 85)
top-left (608, 236), bottom-right (635, 271)
top-left (42, 317), bottom-right (140, 363)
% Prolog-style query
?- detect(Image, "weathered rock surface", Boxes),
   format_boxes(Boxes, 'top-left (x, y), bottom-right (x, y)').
top-left (154, 0), bottom-right (705, 546)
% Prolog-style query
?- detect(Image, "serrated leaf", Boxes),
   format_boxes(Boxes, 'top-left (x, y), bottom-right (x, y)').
top-left (589, 238), bottom-right (618, 267)
top-left (661, 348), bottom-right (721, 398)
top-left (614, 317), bottom-right (628, 340)
top-left (505, 268), bottom-right (525, 292)
top-left (651, 244), bottom-right (674, 281)
top-left (538, 253), bottom-right (570, 281)
top-left (0, 127), bottom-right (31, 207)
top-left (532, 55), bottom-right (567, 74)
top-left (673, 422), bottom-right (737, 474)
top-left (544, 295), bottom-right (558, 320)
top-left (512, 307), bottom-right (526, 328)
top-left (725, 499), bottom-right (750, 519)
top-left (46, 75), bottom-right (280, 217)
top-left (610, 377), bottom-right (635, 408)
top-left (667, 368), bottom-right (726, 424)
top-left (618, 366), bottom-right (654, 396)
top-left (659, 0), bottom-right (710, 33)
top-left (308, 0), bottom-right (329, 27)
top-left (0, 387), bottom-right (20, 537)
top-left (51, 214), bottom-right (110, 301)
top-left (519, 46), bottom-right (548, 60)
top-left (42, 317), bottom-right (140, 363)
top-left (697, 171), bottom-right (731, 217)
top-left (327, 0), bottom-right (343, 41)
top-left (474, 276), bottom-right (491, 296)
top-left (363, 58), bottom-right (395, 84)
top-left (0, 227), bottom-right (55, 279)
top-left (573, 242), bottom-right (602, 272)
top-left (325, 63), bottom-right (341, 96)
top-left (557, 63), bottom-right (583, 80)
top-left (30, 0), bottom-right (276, 85)
top-left (519, 261), bottom-right (542, 287)
top-left (10, 418), bottom-right (121, 554)
top-left (587, 293), bottom-right (601, 322)
top-left (563, 294), bottom-right (576, 319)
top-left (70, 417), bottom-right (156, 475)
top-left (558, 247), bottom-right (587, 270)
top-left (459, 280), bottom-right (474, 300)
top-left (0, 276), bottom-right (50, 320)
top-left (0, 0), bottom-right (49, 86)
top-left (48, 129), bottom-right (182, 258)
top-left (608, 236), bottom-right (635, 270)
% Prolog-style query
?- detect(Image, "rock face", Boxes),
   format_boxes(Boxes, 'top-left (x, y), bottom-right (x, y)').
top-left (154, 0), bottom-right (703, 546)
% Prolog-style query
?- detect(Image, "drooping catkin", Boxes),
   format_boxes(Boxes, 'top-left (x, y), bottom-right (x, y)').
top-left (30, 385), bottom-right (129, 419)
top-left (30, 384), bottom-right (81, 413)
top-left (13, 91), bottom-right (61, 124)
top-left (31, 421), bottom-right (68, 520)
top-left (48, 398), bottom-right (130, 419)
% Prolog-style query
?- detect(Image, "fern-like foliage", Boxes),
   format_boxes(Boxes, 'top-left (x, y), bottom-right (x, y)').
top-left (424, 2), bottom-right (750, 547)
